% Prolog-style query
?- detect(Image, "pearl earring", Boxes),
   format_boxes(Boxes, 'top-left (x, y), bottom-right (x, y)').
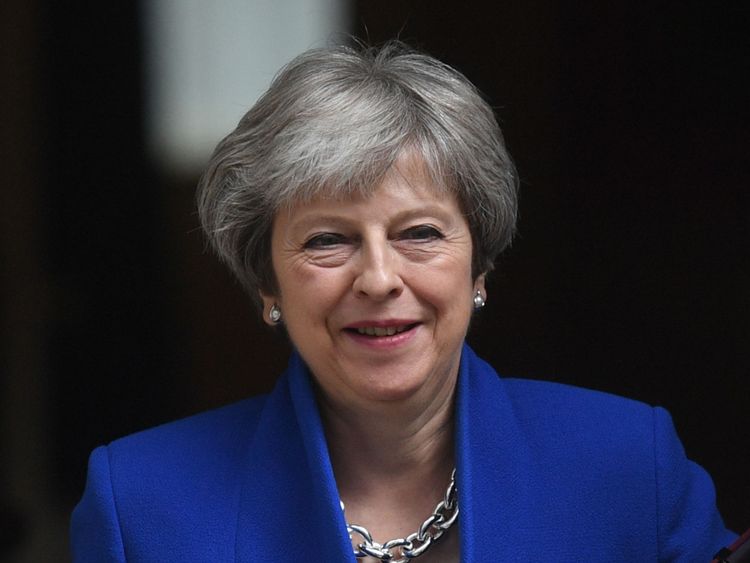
top-left (269, 304), bottom-right (282, 323)
top-left (473, 290), bottom-right (486, 310)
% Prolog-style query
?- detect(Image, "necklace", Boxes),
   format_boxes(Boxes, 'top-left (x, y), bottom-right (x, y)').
top-left (340, 468), bottom-right (459, 562)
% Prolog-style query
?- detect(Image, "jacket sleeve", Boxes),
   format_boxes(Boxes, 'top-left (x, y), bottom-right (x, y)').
top-left (653, 407), bottom-right (737, 562)
top-left (70, 446), bottom-right (127, 563)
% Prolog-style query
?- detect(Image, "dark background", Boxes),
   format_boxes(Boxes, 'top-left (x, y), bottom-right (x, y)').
top-left (2, 1), bottom-right (747, 559)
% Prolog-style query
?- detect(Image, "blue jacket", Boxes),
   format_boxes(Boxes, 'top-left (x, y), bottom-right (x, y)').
top-left (71, 345), bottom-right (736, 561)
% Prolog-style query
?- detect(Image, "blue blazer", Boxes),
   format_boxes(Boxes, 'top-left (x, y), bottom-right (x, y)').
top-left (71, 345), bottom-right (736, 561)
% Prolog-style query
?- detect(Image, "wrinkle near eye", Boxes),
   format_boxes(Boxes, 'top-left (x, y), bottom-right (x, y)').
top-left (394, 241), bottom-right (467, 264)
top-left (303, 246), bottom-right (355, 268)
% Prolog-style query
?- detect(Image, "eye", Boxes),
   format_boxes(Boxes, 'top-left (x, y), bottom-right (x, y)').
top-left (400, 225), bottom-right (444, 241)
top-left (303, 233), bottom-right (347, 249)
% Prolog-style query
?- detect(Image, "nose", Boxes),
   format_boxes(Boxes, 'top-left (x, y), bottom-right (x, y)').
top-left (351, 239), bottom-right (404, 301)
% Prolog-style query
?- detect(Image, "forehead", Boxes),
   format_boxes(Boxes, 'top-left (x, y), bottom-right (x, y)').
top-left (276, 158), bottom-right (460, 228)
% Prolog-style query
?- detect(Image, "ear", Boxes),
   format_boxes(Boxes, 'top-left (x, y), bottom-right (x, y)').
top-left (259, 290), bottom-right (279, 326)
top-left (473, 273), bottom-right (487, 299)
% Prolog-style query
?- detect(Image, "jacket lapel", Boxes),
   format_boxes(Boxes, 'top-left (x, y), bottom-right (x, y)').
top-left (236, 344), bottom-right (535, 562)
top-left (235, 351), bottom-right (354, 562)
top-left (455, 344), bottom-right (536, 562)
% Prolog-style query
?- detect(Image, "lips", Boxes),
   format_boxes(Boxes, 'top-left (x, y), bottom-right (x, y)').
top-left (344, 320), bottom-right (420, 338)
top-left (355, 325), bottom-right (411, 336)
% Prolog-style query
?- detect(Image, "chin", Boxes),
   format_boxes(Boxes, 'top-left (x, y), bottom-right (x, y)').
top-left (352, 370), bottom-right (435, 404)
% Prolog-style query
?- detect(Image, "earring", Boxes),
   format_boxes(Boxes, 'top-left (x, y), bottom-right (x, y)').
top-left (269, 304), bottom-right (282, 323)
top-left (473, 290), bottom-right (486, 310)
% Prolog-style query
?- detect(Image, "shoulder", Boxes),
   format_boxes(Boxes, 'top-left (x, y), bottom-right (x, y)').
top-left (111, 393), bottom-right (269, 448)
top-left (499, 376), bottom-right (663, 462)
top-left (464, 345), bottom-right (656, 433)
top-left (502, 376), bottom-right (654, 422)
top-left (494, 377), bottom-right (736, 554)
top-left (454, 359), bottom-right (736, 559)
top-left (99, 394), bottom-right (269, 496)
top-left (462, 347), bottom-right (663, 469)
top-left (71, 394), bottom-right (270, 561)
top-left (105, 393), bottom-right (268, 474)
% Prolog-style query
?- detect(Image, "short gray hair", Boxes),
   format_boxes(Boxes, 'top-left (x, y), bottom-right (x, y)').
top-left (197, 41), bottom-right (518, 306)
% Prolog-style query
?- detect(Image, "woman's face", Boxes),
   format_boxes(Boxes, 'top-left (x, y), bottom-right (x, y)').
top-left (262, 155), bottom-right (484, 409)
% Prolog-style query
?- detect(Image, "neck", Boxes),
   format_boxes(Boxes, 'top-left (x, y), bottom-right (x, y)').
top-left (318, 363), bottom-right (457, 480)
top-left (317, 370), bottom-right (457, 545)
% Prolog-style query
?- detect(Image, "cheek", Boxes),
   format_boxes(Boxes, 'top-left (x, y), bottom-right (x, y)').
top-left (412, 265), bottom-right (474, 313)
top-left (277, 264), bottom-right (349, 317)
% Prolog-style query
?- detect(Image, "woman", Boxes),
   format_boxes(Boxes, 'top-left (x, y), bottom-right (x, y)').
top-left (71, 41), bottom-right (736, 562)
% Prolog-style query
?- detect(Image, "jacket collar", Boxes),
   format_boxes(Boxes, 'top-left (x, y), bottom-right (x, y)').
top-left (235, 351), bottom-right (353, 561)
top-left (454, 345), bottom-right (534, 561)
top-left (235, 344), bottom-right (525, 562)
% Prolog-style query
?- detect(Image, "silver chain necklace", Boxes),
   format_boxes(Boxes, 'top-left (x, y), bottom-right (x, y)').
top-left (340, 468), bottom-right (459, 562)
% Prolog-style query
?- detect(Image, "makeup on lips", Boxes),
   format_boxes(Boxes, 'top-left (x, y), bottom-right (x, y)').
top-left (343, 320), bottom-right (421, 347)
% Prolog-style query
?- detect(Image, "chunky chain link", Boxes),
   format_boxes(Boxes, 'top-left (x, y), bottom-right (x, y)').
top-left (340, 468), bottom-right (459, 562)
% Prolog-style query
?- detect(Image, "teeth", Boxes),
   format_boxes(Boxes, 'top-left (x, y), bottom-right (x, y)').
top-left (356, 325), bottom-right (409, 336)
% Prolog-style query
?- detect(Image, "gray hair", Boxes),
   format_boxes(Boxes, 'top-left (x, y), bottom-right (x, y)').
top-left (197, 40), bottom-right (518, 306)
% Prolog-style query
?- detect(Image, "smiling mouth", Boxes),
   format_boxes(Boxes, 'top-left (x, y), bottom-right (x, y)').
top-left (351, 324), bottom-right (416, 337)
